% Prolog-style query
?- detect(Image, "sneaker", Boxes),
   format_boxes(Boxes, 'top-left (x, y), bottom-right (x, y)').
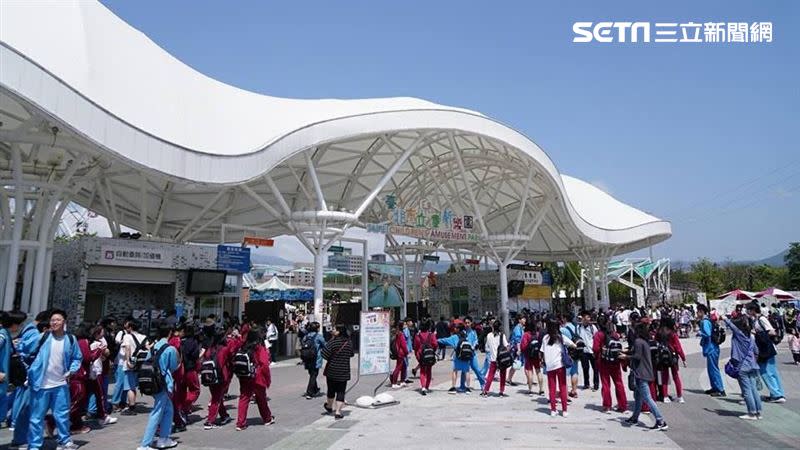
top-left (499, 392), bottom-right (509, 397)
top-left (421, 389), bottom-right (427, 396)
top-left (739, 414), bottom-right (758, 421)
top-left (650, 421), bottom-right (668, 431)
top-left (538, 390), bottom-right (545, 396)
top-left (264, 417), bottom-right (276, 426)
top-left (479, 391), bottom-right (488, 397)
top-left (624, 417), bottom-right (638, 425)
top-left (528, 390), bottom-right (535, 397)
top-left (334, 414), bottom-right (344, 420)
top-left (304, 394), bottom-right (312, 400)
top-left (391, 384), bottom-right (401, 389)
top-left (57, 443), bottom-right (80, 450)
top-left (155, 438), bottom-right (178, 449)
top-left (101, 416), bottom-right (118, 426)
top-left (173, 425), bottom-right (187, 433)
top-left (121, 408), bottom-right (137, 416)
top-left (464, 388), bottom-right (472, 395)
top-left (412, 368), bottom-right (418, 377)
top-left (403, 379), bottom-right (413, 385)
top-left (561, 411), bottom-right (569, 417)
top-left (704, 389), bottom-right (717, 395)
top-left (217, 416), bottom-right (233, 426)
top-left (136, 447), bottom-right (155, 450)
top-left (235, 426), bottom-right (246, 431)
top-left (603, 408), bottom-right (612, 414)
top-left (203, 422), bottom-right (219, 430)
top-left (71, 426), bottom-right (91, 435)
top-left (448, 387), bottom-right (457, 395)
top-left (756, 413), bottom-right (763, 420)
top-left (663, 397), bottom-right (671, 404)
top-left (550, 410), bottom-right (558, 417)
top-left (710, 391), bottom-right (726, 397)
top-left (507, 381), bottom-right (518, 387)
top-left (771, 397), bottom-right (787, 403)
top-left (568, 392), bottom-right (578, 398)
top-left (642, 410), bottom-right (651, 415)
top-left (677, 397), bottom-right (685, 404)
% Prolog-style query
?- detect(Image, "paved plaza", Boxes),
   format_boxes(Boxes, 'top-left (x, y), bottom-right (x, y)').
top-left (2, 340), bottom-right (797, 450)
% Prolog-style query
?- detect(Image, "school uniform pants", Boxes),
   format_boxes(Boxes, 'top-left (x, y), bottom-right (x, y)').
top-left (11, 385), bottom-right (31, 445)
top-left (758, 355), bottom-right (785, 398)
top-left (483, 362), bottom-right (507, 394)
top-left (236, 378), bottom-right (272, 428)
top-left (705, 348), bottom-right (725, 392)
top-left (206, 383), bottom-right (230, 424)
top-left (390, 358), bottom-right (406, 384)
top-left (547, 367), bottom-right (568, 412)
top-left (29, 384), bottom-right (71, 449)
top-left (171, 366), bottom-right (185, 426)
top-left (660, 365), bottom-right (683, 398)
top-left (68, 378), bottom-right (87, 431)
top-left (87, 371), bottom-right (112, 415)
top-left (0, 383), bottom-right (7, 425)
top-left (580, 352), bottom-right (599, 389)
top-left (83, 376), bottom-right (108, 420)
top-left (140, 390), bottom-right (172, 448)
top-left (418, 364), bottom-right (433, 389)
top-left (599, 362), bottom-right (627, 411)
top-left (110, 364), bottom-right (127, 406)
top-left (181, 369), bottom-right (200, 414)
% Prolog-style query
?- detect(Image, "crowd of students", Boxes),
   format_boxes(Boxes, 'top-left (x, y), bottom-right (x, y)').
top-left (386, 301), bottom-right (797, 431)
top-left (0, 300), bottom-right (796, 448)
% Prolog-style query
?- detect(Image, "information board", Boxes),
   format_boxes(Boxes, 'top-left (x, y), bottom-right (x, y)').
top-left (216, 245), bottom-right (251, 273)
top-left (359, 311), bottom-right (391, 375)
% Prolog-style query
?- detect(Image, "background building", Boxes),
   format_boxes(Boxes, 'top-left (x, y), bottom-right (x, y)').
top-left (328, 248), bottom-right (363, 274)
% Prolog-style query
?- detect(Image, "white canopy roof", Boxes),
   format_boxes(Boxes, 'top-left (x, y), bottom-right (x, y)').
top-left (253, 277), bottom-right (293, 292)
top-left (0, 0), bottom-right (671, 260)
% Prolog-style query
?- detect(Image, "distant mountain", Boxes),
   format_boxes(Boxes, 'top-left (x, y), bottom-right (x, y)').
top-left (250, 253), bottom-right (293, 266)
top-left (755, 249), bottom-right (788, 267)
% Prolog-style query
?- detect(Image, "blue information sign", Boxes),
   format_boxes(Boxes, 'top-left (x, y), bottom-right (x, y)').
top-left (216, 245), bottom-right (251, 273)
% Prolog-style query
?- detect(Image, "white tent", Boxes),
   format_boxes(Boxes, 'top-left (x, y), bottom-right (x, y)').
top-left (253, 277), bottom-right (293, 292)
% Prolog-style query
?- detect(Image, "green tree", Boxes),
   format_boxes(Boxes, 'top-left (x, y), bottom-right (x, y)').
top-left (690, 258), bottom-right (722, 297)
top-left (786, 242), bottom-right (800, 290)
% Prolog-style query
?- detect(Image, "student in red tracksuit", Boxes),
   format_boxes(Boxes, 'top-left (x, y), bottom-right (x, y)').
top-left (659, 319), bottom-right (686, 403)
top-left (413, 319), bottom-right (437, 395)
top-left (235, 329), bottom-right (275, 430)
top-left (520, 321), bottom-right (544, 396)
top-left (203, 329), bottom-right (243, 430)
top-left (168, 325), bottom-right (185, 430)
top-left (178, 324), bottom-right (201, 419)
top-left (593, 317), bottom-right (628, 413)
top-left (390, 322), bottom-right (409, 388)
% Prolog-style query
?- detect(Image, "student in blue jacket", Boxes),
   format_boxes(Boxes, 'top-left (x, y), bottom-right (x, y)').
top-left (302, 321), bottom-right (327, 399)
top-left (438, 324), bottom-right (471, 393)
top-left (27, 309), bottom-right (83, 450)
top-left (0, 311), bottom-right (27, 424)
top-left (9, 309), bottom-right (49, 447)
top-left (696, 305), bottom-right (725, 396)
top-left (463, 317), bottom-right (486, 391)
top-left (138, 322), bottom-right (180, 450)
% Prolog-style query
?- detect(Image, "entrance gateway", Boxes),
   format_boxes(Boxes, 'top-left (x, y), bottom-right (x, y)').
top-left (0, 1), bottom-right (671, 334)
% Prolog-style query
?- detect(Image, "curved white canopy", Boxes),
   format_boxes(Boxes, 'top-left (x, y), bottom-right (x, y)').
top-left (0, 0), bottom-right (671, 260)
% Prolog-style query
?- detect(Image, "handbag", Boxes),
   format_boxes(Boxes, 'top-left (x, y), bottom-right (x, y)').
top-left (627, 369), bottom-right (636, 391)
top-left (561, 342), bottom-right (573, 369)
top-left (724, 358), bottom-right (741, 379)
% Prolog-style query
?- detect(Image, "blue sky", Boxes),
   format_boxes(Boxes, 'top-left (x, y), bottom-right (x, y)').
top-left (101, 0), bottom-right (799, 263)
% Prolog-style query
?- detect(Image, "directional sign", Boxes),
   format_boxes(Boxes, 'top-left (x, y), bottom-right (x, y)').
top-left (329, 245), bottom-right (345, 253)
top-left (422, 255), bottom-right (440, 262)
top-left (465, 258), bottom-right (481, 265)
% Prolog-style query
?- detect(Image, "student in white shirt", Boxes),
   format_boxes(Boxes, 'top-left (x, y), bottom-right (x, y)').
top-left (541, 320), bottom-right (577, 417)
top-left (481, 320), bottom-right (510, 397)
top-left (118, 319), bottom-right (147, 415)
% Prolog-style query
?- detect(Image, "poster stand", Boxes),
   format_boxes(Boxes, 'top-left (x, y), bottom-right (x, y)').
top-left (354, 310), bottom-right (399, 409)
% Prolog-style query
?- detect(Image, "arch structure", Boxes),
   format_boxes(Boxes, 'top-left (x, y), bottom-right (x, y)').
top-left (0, 1), bottom-right (671, 331)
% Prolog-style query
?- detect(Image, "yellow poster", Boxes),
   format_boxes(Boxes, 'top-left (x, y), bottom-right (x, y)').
top-left (521, 285), bottom-right (551, 300)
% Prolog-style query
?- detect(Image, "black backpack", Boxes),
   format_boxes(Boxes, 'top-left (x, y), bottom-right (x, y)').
top-left (389, 335), bottom-right (398, 360)
top-left (768, 315), bottom-right (785, 345)
top-left (456, 337), bottom-right (473, 361)
top-left (565, 324), bottom-right (584, 359)
top-left (653, 341), bottom-right (675, 369)
top-left (710, 320), bottom-right (726, 345)
top-left (7, 328), bottom-right (40, 387)
top-left (601, 332), bottom-right (623, 362)
top-left (200, 348), bottom-right (223, 386)
top-left (419, 333), bottom-right (437, 366)
top-left (526, 333), bottom-right (542, 359)
top-left (138, 344), bottom-right (168, 396)
top-left (233, 347), bottom-right (256, 378)
top-left (496, 334), bottom-right (513, 369)
top-left (300, 334), bottom-right (318, 365)
top-left (129, 334), bottom-right (150, 369)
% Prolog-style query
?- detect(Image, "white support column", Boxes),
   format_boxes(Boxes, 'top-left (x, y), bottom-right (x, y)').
top-left (401, 246), bottom-right (408, 319)
top-left (3, 146), bottom-right (25, 310)
top-left (20, 250), bottom-right (35, 312)
top-left (362, 243), bottom-right (368, 312)
top-left (304, 151), bottom-right (328, 212)
top-left (313, 250), bottom-right (325, 323)
top-left (498, 261), bottom-right (510, 337)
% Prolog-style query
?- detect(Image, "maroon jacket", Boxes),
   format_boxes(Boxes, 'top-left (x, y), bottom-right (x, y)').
top-left (413, 331), bottom-right (437, 360)
top-left (394, 332), bottom-right (409, 360)
top-left (75, 338), bottom-right (104, 381)
top-left (202, 336), bottom-right (243, 384)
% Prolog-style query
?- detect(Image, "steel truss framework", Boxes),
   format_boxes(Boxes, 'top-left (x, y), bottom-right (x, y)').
top-left (1, 1), bottom-right (671, 328)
